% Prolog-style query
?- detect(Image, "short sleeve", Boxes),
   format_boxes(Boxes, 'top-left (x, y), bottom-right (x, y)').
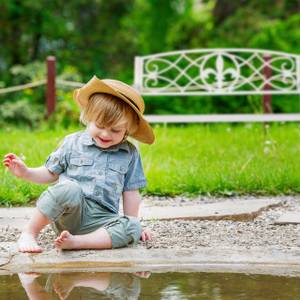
top-left (45, 138), bottom-right (69, 174)
top-left (123, 148), bottom-right (147, 191)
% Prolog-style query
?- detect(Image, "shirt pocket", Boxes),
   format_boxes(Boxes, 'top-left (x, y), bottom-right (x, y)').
top-left (67, 157), bottom-right (94, 179)
top-left (106, 162), bottom-right (127, 196)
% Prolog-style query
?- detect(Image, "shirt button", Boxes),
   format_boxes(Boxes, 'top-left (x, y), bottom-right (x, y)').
top-left (95, 191), bottom-right (100, 196)
top-left (98, 171), bottom-right (103, 175)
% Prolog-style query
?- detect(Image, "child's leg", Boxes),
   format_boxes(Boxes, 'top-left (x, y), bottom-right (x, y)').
top-left (18, 180), bottom-right (84, 253)
top-left (18, 209), bottom-right (51, 253)
top-left (52, 272), bottom-right (111, 299)
top-left (55, 216), bottom-right (141, 250)
top-left (55, 228), bottom-right (112, 249)
top-left (18, 273), bottom-right (52, 300)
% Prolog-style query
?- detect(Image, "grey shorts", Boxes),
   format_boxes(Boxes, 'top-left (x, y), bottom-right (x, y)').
top-left (36, 180), bottom-right (141, 249)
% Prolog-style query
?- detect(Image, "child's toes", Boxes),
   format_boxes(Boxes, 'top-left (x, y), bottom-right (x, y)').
top-left (55, 238), bottom-right (62, 245)
top-left (54, 240), bottom-right (62, 248)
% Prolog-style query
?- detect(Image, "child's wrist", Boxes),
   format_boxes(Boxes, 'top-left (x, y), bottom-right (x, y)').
top-left (22, 167), bottom-right (32, 180)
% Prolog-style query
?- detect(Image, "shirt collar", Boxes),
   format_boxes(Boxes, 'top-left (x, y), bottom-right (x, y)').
top-left (80, 130), bottom-right (130, 152)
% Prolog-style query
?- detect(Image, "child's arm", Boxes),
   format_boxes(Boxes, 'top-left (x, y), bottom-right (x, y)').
top-left (3, 153), bottom-right (58, 184)
top-left (122, 190), bottom-right (141, 217)
top-left (22, 166), bottom-right (58, 184)
top-left (123, 190), bottom-right (152, 241)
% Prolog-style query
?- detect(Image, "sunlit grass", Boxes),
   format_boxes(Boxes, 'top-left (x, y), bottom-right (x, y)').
top-left (140, 123), bottom-right (300, 196)
top-left (0, 123), bottom-right (300, 205)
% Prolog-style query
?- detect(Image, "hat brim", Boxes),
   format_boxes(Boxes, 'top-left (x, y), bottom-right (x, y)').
top-left (74, 76), bottom-right (155, 144)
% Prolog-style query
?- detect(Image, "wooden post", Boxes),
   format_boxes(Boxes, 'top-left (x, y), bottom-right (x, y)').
top-left (262, 55), bottom-right (272, 113)
top-left (46, 56), bottom-right (56, 118)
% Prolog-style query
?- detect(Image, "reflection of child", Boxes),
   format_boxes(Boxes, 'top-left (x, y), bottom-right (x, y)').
top-left (19, 272), bottom-right (149, 300)
top-left (3, 76), bottom-right (154, 253)
top-left (19, 273), bottom-right (52, 300)
top-left (51, 272), bottom-right (145, 300)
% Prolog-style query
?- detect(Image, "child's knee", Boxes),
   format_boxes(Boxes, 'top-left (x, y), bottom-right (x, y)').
top-left (37, 180), bottom-right (82, 221)
top-left (107, 216), bottom-right (141, 249)
top-left (47, 180), bottom-right (82, 207)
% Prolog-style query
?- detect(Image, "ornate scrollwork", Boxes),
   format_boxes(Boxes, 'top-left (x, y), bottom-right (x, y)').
top-left (138, 49), bottom-right (299, 94)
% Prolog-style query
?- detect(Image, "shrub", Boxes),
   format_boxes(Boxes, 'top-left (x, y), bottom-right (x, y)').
top-left (0, 100), bottom-right (43, 127)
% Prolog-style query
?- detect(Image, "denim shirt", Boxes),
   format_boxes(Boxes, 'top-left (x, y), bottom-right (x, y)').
top-left (45, 130), bottom-right (147, 214)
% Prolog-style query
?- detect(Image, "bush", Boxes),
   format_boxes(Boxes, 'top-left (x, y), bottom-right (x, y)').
top-left (0, 100), bottom-right (43, 127)
top-left (47, 90), bottom-right (81, 129)
top-left (0, 60), bottom-right (84, 128)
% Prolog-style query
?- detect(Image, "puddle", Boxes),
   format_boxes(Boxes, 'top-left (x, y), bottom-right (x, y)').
top-left (0, 271), bottom-right (299, 299)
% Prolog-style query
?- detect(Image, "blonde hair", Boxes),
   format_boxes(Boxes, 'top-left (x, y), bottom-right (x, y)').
top-left (80, 93), bottom-right (139, 135)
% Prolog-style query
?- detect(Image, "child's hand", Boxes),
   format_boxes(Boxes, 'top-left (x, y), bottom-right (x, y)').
top-left (132, 271), bottom-right (151, 279)
top-left (140, 228), bottom-right (152, 242)
top-left (3, 153), bottom-right (29, 178)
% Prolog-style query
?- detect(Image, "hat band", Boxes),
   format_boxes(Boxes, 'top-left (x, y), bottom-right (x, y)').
top-left (118, 92), bottom-right (141, 112)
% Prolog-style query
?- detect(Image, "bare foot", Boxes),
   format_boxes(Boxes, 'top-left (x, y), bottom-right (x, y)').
top-left (18, 232), bottom-right (42, 253)
top-left (53, 274), bottom-right (74, 300)
top-left (133, 271), bottom-right (151, 279)
top-left (55, 231), bottom-right (77, 250)
top-left (18, 272), bottom-right (41, 286)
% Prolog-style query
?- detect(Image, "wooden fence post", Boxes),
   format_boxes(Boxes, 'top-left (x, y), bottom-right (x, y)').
top-left (262, 55), bottom-right (272, 113)
top-left (46, 56), bottom-right (56, 118)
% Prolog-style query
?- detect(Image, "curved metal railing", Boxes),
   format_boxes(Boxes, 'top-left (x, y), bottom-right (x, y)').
top-left (134, 48), bottom-right (300, 96)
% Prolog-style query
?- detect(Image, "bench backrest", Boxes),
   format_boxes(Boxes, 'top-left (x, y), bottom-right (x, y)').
top-left (134, 48), bottom-right (300, 96)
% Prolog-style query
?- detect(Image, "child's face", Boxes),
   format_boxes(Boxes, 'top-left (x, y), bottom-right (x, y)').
top-left (88, 122), bottom-right (127, 148)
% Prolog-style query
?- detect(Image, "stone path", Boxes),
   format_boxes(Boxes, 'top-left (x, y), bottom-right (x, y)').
top-left (0, 244), bottom-right (299, 277)
top-left (0, 197), bottom-right (299, 276)
top-left (0, 198), bottom-right (283, 229)
top-left (141, 198), bottom-right (281, 221)
top-left (274, 212), bottom-right (300, 225)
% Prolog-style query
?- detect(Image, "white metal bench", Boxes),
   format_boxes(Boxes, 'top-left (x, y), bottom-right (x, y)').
top-left (133, 48), bottom-right (300, 123)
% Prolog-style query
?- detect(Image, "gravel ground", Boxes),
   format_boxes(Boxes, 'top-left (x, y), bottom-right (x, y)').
top-left (0, 196), bottom-right (299, 251)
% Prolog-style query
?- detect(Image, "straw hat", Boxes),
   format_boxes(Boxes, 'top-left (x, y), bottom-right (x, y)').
top-left (73, 76), bottom-right (154, 144)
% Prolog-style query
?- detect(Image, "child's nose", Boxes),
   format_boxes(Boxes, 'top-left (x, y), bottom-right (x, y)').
top-left (101, 130), bottom-right (110, 137)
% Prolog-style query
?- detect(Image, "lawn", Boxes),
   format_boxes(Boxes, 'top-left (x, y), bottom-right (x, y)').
top-left (0, 123), bottom-right (299, 206)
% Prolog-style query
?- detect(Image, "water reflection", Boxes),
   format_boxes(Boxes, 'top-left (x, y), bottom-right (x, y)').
top-left (18, 271), bottom-right (150, 300)
top-left (0, 271), bottom-right (299, 299)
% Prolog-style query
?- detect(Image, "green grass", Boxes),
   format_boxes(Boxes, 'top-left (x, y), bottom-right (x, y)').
top-left (0, 123), bottom-right (300, 206)
top-left (140, 123), bottom-right (300, 196)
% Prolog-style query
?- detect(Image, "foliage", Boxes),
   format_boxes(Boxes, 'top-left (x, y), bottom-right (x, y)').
top-left (47, 89), bottom-right (81, 129)
top-left (0, 0), bottom-right (300, 120)
top-left (0, 59), bottom-right (83, 127)
top-left (0, 100), bottom-right (43, 127)
top-left (251, 13), bottom-right (300, 53)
